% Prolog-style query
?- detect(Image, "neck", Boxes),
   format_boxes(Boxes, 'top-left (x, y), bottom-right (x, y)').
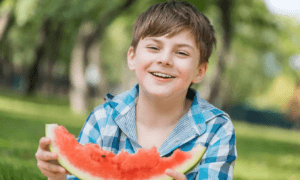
top-left (135, 90), bottom-right (191, 129)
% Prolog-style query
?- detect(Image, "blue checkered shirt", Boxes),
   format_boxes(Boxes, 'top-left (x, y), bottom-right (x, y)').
top-left (67, 84), bottom-right (237, 180)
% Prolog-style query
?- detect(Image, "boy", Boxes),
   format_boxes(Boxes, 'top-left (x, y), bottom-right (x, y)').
top-left (36, 1), bottom-right (237, 179)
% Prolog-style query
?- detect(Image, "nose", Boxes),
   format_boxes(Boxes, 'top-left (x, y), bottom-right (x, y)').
top-left (156, 50), bottom-right (173, 66)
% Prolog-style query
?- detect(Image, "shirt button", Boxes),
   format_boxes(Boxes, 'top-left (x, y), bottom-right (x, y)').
top-left (198, 124), bottom-right (202, 130)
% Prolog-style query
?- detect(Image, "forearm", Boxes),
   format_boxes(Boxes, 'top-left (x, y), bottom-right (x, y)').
top-left (48, 176), bottom-right (67, 180)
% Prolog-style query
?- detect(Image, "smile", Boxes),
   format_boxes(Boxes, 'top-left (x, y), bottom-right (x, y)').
top-left (150, 72), bottom-right (175, 78)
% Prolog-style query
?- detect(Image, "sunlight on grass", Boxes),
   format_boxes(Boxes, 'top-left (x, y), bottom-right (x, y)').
top-left (232, 121), bottom-right (300, 180)
top-left (234, 120), bottom-right (300, 144)
top-left (0, 138), bottom-right (10, 148)
top-left (0, 95), bottom-right (88, 127)
top-left (0, 93), bottom-right (87, 179)
top-left (0, 155), bottom-right (45, 180)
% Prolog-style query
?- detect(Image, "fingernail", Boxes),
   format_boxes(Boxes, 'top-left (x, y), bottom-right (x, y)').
top-left (165, 169), bottom-right (172, 174)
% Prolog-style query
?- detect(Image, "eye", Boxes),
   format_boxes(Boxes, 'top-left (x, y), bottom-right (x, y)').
top-left (177, 51), bottom-right (189, 56)
top-left (147, 46), bottom-right (159, 51)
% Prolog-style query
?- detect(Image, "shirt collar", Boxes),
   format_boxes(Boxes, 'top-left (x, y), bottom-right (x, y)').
top-left (105, 84), bottom-right (227, 154)
top-left (105, 84), bottom-right (222, 134)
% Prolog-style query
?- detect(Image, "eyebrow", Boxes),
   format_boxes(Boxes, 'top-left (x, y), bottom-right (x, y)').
top-left (145, 38), bottom-right (195, 50)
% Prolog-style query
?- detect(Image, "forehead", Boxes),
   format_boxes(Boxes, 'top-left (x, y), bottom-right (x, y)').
top-left (142, 30), bottom-right (197, 47)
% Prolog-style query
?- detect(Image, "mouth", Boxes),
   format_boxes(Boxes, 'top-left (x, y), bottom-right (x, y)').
top-left (150, 72), bottom-right (175, 79)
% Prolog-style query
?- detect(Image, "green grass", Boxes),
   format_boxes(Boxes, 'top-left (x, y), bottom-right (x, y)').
top-left (0, 93), bottom-right (299, 180)
top-left (233, 121), bottom-right (300, 180)
top-left (0, 94), bottom-right (86, 180)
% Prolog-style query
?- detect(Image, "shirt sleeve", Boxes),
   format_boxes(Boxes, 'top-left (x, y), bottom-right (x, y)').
top-left (196, 116), bottom-right (237, 180)
top-left (67, 174), bottom-right (80, 180)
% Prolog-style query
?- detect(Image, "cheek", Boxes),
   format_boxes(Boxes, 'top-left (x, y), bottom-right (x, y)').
top-left (135, 61), bottom-right (149, 80)
top-left (179, 63), bottom-right (193, 78)
top-left (177, 67), bottom-right (193, 84)
top-left (142, 53), bottom-right (150, 59)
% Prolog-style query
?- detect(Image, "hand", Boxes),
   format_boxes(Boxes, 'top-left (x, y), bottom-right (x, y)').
top-left (165, 169), bottom-right (187, 180)
top-left (35, 137), bottom-right (70, 179)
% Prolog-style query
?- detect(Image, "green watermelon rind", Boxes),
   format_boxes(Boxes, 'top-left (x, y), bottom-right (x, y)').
top-left (154, 144), bottom-right (206, 180)
top-left (176, 144), bottom-right (206, 174)
top-left (46, 124), bottom-right (206, 180)
top-left (46, 124), bottom-right (101, 180)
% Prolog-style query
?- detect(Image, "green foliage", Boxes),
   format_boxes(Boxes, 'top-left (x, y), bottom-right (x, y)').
top-left (199, 0), bottom-right (300, 105)
top-left (187, 0), bottom-right (209, 12)
top-left (7, 23), bottom-right (40, 66)
top-left (1, 0), bottom-right (300, 107)
top-left (1, 0), bottom-right (128, 70)
top-left (224, 0), bottom-right (279, 102)
top-left (0, 0), bottom-right (15, 13)
top-left (15, 0), bottom-right (39, 26)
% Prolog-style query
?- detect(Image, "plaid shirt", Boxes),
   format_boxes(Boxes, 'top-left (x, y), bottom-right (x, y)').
top-left (68, 84), bottom-right (237, 180)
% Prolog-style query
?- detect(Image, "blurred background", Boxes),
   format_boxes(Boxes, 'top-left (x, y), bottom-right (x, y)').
top-left (0, 0), bottom-right (299, 179)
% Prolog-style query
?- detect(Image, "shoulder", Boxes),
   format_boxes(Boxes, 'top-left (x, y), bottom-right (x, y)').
top-left (188, 88), bottom-right (235, 139)
top-left (200, 103), bottom-right (235, 140)
top-left (88, 85), bottom-right (138, 124)
top-left (189, 88), bottom-right (232, 123)
top-left (78, 87), bottom-right (137, 143)
top-left (196, 99), bottom-right (236, 150)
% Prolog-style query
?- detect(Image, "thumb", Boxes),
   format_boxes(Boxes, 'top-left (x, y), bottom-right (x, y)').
top-left (165, 169), bottom-right (187, 180)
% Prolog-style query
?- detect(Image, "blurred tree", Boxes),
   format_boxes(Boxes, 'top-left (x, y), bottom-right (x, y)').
top-left (0, 7), bottom-right (11, 41)
top-left (0, 0), bottom-right (136, 113)
top-left (198, 0), bottom-right (299, 110)
top-left (286, 81), bottom-right (300, 129)
top-left (27, 19), bottom-right (63, 95)
top-left (206, 0), bottom-right (233, 106)
top-left (69, 0), bottom-right (136, 113)
top-left (1, 0), bottom-right (299, 115)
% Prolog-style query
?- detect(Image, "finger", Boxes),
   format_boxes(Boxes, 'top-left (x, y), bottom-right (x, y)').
top-left (165, 169), bottom-right (187, 180)
top-left (38, 160), bottom-right (66, 174)
top-left (36, 150), bottom-right (58, 161)
top-left (39, 137), bottom-right (51, 150)
top-left (66, 170), bottom-right (72, 175)
top-left (40, 166), bottom-right (67, 178)
top-left (48, 160), bottom-right (60, 165)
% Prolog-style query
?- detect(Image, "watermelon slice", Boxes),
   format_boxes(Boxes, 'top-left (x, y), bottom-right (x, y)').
top-left (46, 124), bottom-right (206, 180)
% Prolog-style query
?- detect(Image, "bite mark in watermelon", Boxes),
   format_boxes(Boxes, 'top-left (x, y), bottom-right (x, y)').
top-left (46, 124), bottom-right (206, 180)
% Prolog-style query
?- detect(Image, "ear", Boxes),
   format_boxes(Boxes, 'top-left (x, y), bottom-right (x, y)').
top-left (127, 46), bottom-right (136, 71)
top-left (192, 62), bottom-right (208, 83)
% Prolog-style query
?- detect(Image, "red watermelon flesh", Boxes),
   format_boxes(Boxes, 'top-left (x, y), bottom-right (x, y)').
top-left (46, 124), bottom-right (206, 180)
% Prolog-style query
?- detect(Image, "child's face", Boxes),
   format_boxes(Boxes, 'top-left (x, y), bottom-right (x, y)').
top-left (127, 30), bottom-right (207, 98)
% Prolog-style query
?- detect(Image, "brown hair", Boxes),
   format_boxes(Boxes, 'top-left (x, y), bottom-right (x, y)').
top-left (130, 1), bottom-right (216, 64)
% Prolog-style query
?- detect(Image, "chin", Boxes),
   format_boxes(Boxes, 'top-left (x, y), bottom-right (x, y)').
top-left (142, 84), bottom-right (188, 99)
top-left (140, 84), bottom-right (169, 97)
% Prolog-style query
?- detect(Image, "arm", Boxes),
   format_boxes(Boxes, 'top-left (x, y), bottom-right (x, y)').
top-left (196, 117), bottom-right (237, 180)
top-left (48, 177), bottom-right (67, 180)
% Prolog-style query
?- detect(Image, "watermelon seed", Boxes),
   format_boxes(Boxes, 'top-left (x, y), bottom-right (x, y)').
top-left (102, 155), bottom-right (106, 158)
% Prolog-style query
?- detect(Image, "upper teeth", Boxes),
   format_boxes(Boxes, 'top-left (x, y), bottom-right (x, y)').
top-left (152, 72), bottom-right (174, 78)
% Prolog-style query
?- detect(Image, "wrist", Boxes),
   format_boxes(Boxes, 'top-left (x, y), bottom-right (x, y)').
top-left (48, 176), bottom-right (67, 180)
